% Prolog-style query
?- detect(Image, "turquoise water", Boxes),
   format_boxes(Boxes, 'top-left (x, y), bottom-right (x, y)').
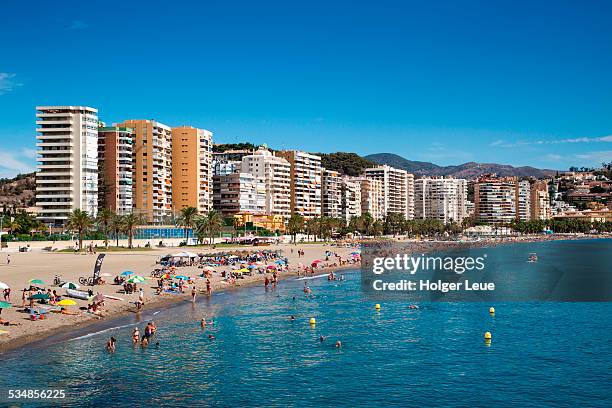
top-left (1, 240), bottom-right (611, 407)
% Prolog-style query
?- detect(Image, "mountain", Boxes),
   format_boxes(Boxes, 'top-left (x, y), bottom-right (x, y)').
top-left (0, 172), bottom-right (36, 209)
top-left (364, 153), bottom-right (556, 178)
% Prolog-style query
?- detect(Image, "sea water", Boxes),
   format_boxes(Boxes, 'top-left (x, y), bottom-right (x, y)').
top-left (1, 240), bottom-right (611, 407)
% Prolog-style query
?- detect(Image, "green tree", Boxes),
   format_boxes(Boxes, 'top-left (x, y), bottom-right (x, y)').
top-left (287, 213), bottom-right (305, 244)
top-left (96, 208), bottom-right (115, 248)
top-left (195, 210), bottom-right (224, 244)
top-left (120, 213), bottom-right (144, 249)
top-left (67, 209), bottom-right (93, 250)
top-left (176, 206), bottom-right (199, 244)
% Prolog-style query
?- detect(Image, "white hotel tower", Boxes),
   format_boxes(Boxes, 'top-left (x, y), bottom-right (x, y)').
top-left (35, 106), bottom-right (99, 227)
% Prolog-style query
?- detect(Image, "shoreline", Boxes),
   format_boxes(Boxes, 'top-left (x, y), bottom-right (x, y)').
top-left (0, 261), bottom-right (355, 354)
top-left (1, 234), bottom-right (609, 353)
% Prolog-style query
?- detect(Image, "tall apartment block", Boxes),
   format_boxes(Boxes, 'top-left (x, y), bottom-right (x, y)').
top-left (213, 172), bottom-right (266, 216)
top-left (473, 175), bottom-right (531, 224)
top-left (341, 177), bottom-right (362, 221)
top-left (98, 126), bottom-right (134, 215)
top-left (171, 126), bottom-right (213, 213)
top-left (357, 178), bottom-right (385, 220)
top-left (364, 165), bottom-right (414, 219)
top-left (321, 169), bottom-right (342, 218)
top-left (116, 120), bottom-right (172, 224)
top-left (35, 106), bottom-right (99, 227)
top-left (530, 180), bottom-right (550, 220)
top-left (414, 177), bottom-right (468, 224)
top-left (240, 147), bottom-right (291, 217)
top-left (276, 151), bottom-right (322, 218)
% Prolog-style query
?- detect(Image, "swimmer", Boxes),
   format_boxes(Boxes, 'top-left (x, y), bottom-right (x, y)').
top-left (106, 336), bottom-right (116, 352)
top-left (335, 340), bottom-right (342, 348)
top-left (132, 328), bottom-right (140, 344)
top-left (319, 335), bottom-right (325, 342)
top-left (208, 334), bottom-right (215, 340)
top-left (290, 315), bottom-right (296, 321)
top-left (141, 336), bottom-right (149, 347)
top-left (408, 305), bottom-right (420, 310)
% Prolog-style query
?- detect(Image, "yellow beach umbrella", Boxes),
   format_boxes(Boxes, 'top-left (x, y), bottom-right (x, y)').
top-left (57, 299), bottom-right (77, 306)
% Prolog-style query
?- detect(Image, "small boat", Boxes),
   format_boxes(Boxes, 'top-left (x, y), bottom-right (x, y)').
top-left (527, 253), bottom-right (538, 263)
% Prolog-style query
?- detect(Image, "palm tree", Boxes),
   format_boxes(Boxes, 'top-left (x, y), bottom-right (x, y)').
top-left (176, 206), bottom-right (199, 244)
top-left (67, 209), bottom-right (93, 251)
top-left (111, 213), bottom-right (123, 247)
top-left (97, 208), bottom-right (115, 248)
top-left (120, 213), bottom-right (144, 249)
top-left (195, 210), bottom-right (224, 245)
top-left (287, 213), bottom-right (304, 244)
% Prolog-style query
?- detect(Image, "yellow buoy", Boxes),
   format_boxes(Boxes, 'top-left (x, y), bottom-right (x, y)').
top-left (489, 307), bottom-right (495, 314)
top-left (309, 317), bottom-right (316, 325)
top-left (484, 331), bottom-right (492, 340)
top-left (375, 304), bottom-right (381, 310)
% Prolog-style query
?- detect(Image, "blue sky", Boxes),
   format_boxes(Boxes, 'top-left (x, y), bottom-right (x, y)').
top-left (1, 0), bottom-right (611, 178)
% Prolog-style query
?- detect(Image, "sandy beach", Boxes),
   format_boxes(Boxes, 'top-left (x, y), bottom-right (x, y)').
top-left (0, 242), bottom-right (359, 352)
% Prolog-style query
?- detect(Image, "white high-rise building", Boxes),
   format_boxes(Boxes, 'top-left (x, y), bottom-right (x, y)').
top-left (240, 147), bottom-right (291, 217)
top-left (364, 165), bottom-right (414, 219)
top-left (36, 106), bottom-right (99, 227)
top-left (277, 150), bottom-right (322, 218)
top-left (414, 177), bottom-right (468, 224)
top-left (213, 172), bottom-right (266, 216)
top-left (357, 177), bottom-right (385, 220)
top-left (473, 175), bottom-right (531, 224)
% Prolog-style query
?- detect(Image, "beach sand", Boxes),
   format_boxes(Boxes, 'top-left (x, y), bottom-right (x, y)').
top-left (0, 243), bottom-right (358, 351)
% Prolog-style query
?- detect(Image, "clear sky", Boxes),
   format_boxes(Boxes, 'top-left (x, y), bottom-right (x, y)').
top-left (1, 0), bottom-right (611, 178)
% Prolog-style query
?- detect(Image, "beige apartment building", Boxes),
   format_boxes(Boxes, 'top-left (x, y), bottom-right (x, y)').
top-left (97, 126), bottom-right (134, 215)
top-left (171, 126), bottom-right (213, 214)
top-left (277, 150), bottom-right (322, 218)
top-left (213, 172), bottom-right (266, 216)
top-left (364, 165), bottom-right (414, 219)
top-left (35, 106), bottom-right (99, 227)
top-left (240, 147), bottom-right (291, 217)
top-left (473, 175), bottom-right (531, 224)
top-left (357, 177), bottom-right (385, 220)
top-left (115, 119), bottom-right (173, 224)
top-left (321, 169), bottom-right (342, 218)
top-left (530, 180), bottom-right (550, 220)
top-left (341, 177), bottom-right (362, 221)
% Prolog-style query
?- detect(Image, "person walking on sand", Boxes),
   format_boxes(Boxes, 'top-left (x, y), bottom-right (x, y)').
top-left (139, 288), bottom-right (145, 305)
top-left (6, 254), bottom-right (10, 265)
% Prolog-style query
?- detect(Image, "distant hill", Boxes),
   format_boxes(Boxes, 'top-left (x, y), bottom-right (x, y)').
top-left (365, 153), bottom-right (556, 178)
top-left (0, 172), bottom-right (36, 209)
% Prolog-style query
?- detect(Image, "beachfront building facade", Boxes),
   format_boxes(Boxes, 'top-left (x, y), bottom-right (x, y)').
top-left (97, 126), bottom-right (134, 215)
top-left (414, 177), bottom-right (468, 224)
top-left (116, 119), bottom-right (173, 224)
top-left (171, 126), bottom-right (213, 213)
top-left (473, 175), bottom-right (531, 224)
top-left (321, 169), bottom-right (342, 218)
top-left (212, 160), bottom-right (237, 176)
top-left (364, 165), bottom-right (414, 220)
top-left (213, 172), bottom-right (266, 216)
top-left (341, 177), bottom-right (362, 221)
top-left (530, 180), bottom-right (550, 220)
top-left (357, 177), bottom-right (385, 220)
top-left (35, 106), bottom-right (99, 227)
top-left (277, 150), bottom-right (322, 218)
top-left (240, 147), bottom-right (291, 217)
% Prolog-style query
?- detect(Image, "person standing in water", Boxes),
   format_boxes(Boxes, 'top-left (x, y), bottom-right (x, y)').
top-left (106, 337), bottom-right (116, 352)
top-left (191, 286), bottom-right (197, 303)
top-left (132, 328), bottom-right (140, 345)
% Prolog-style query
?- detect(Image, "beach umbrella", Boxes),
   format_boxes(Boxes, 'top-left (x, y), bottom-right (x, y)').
top-left (247, 264), bottom-right (257, 269)
top-left (60, 282), bottom-right (80, 290)
top-left (57, 299), bottom-right (77, 306)
top-left (0, 301), bottom-right (11, 309)
top-left (120, 271), bottom-right (134, 276)
top-left (128, 275), bottom-right (146, 283)
top-left (274, 260), bottom-right (285, 264)
top-left (266, 265), bottom-right (276, 270)
top-left (312, 260), bottom-right (322, 264)
top-left (203, 266), bottom-right (215, 272)
top-left (30, 293), bottom-right (50, 300)
top-left (174, 275), bottom-right (189, 280)
top-left (350, 251), bottom-right (361, 255)
top-left (237, 268), bottom-right (249, 273)
top-left (0, 282), bottom-right (9, 290)
top-left (29, 279), bottom-right (45, 285)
